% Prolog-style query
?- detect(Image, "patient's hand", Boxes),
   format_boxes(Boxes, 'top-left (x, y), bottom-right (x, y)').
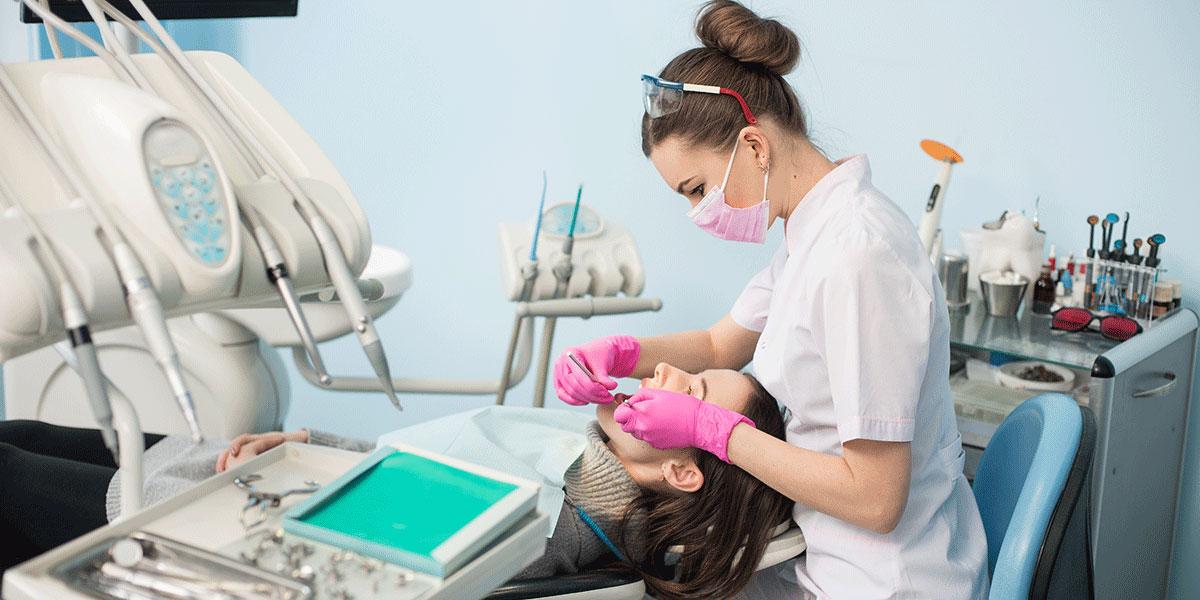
top-left (215, 430), bottom-right (309, 473)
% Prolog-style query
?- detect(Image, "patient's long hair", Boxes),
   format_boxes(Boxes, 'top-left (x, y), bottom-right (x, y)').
top-left (619, 375), bottom-right (792, 600)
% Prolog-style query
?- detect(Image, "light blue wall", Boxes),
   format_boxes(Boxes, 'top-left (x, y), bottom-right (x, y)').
top-left (6, 1), bottom-right (1199, 594)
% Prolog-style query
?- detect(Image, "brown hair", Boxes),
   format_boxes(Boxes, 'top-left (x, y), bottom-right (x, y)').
top-left (641, 0), bottom-right (807, 157)
top-left (619, 375), bottom-right (792, 600)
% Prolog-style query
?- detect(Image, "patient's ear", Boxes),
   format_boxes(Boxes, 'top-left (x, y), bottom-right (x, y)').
top-left (662, 458), bottom-right (704, 494)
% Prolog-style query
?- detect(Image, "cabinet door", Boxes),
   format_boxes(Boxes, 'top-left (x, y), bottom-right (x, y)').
top-left (1091, 332), bottom-right (1195, 600)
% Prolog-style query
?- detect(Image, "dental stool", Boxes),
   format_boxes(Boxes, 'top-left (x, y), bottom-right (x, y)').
top-left (973, 393), bottom-right (1096, 600)
top-left (484, 522), bottom-right (805, 600)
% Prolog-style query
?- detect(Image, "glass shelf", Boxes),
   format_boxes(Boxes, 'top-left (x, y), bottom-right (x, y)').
top-left (948, 294), bottom-right (1119, 370)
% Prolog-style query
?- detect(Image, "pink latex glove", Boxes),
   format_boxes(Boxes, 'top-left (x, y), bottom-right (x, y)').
top-left (614, 388), bottom-right (754, 463)
top-left (553, 335), bottom-right (641, 406)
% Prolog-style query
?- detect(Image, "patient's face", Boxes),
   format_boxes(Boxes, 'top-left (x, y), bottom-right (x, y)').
top-left (596, 363), bottom-right (756, 489)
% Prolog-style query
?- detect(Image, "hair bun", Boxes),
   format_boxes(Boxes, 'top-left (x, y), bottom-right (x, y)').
top-left (695, 0), bottom-right (800, 76)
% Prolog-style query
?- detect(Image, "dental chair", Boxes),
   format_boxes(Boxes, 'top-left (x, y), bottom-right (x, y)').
top-left (484, 522), bottom-right (806, 600)
top-left (973, 393), bottom-right (1096, 600)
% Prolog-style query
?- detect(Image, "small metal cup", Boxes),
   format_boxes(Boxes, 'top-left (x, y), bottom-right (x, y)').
top-left (938, 254), bottom-right (970, 309)
top-left (979, 271), bottom-right (1029, 317)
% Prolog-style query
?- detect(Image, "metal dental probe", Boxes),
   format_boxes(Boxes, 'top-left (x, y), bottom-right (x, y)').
top-left (568, 353), bottom-right (598, 382)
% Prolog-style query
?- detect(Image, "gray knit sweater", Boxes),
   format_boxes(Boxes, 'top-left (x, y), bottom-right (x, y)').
top-left (104, 422), bottom-right (643, 579)
top-left (515, 421), bottom-right (643, 579)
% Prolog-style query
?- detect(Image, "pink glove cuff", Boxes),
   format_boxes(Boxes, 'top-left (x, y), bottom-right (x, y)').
top-left (606, 335), bottom-right (641, 379)
top-left (696, 402), bottom-right (754, 464)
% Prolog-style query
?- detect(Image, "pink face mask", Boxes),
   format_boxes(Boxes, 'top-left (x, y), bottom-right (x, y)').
top-left (687, 140), bottom-right (770, 244)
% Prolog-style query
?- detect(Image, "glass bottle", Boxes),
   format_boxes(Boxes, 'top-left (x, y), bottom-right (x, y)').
top-left (1033, 263), bottom-right (1056, 314)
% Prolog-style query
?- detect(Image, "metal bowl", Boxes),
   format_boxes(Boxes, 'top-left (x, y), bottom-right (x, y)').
top-left (979, 271), bottom-right (1030, 317)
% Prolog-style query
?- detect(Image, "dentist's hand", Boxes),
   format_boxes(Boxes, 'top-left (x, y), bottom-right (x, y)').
top-left (614, 388), bottom-right (753, 463)
top-left (553, 335), bottom-right (641, 405)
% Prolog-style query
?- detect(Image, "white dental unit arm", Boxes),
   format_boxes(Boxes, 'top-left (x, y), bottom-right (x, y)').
top-left (494, 200), bottom-right (660, 407)
top-left (0, 49), bottom-right (374, 511)
top-left (289, 201), bottom-right (661, 405)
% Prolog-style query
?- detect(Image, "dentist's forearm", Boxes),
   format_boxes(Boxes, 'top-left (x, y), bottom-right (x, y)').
top-left (630, 330), bottom-right (715, 377)
top-left (631, 314), bottom-right (759, 377)
top-left (727, 424), bottom-right (912, 534)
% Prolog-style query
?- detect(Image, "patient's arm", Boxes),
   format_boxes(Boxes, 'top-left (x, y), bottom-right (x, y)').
top-left (216, 429), bottom-right (374, 472)
top-left (629, 314), bottom-right (760, 378)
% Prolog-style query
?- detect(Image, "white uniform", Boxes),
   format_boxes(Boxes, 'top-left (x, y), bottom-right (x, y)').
top-left (731, 156), bottom-right (988, 599)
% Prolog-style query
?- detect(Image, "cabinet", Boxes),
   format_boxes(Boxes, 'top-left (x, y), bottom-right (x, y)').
top-left (949, 297), bottom-right (1196, 599)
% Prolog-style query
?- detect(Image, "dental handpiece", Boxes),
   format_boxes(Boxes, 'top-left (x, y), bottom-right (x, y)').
top-left (115, 245), bottom-right (203, 441)
top-left (125, 0), bottom-right (400, 408)
top-left (0, 63), bottom-right (204, 442)
top-left (308, 214), bottom-right (400, 409)
top-left (244, 210), bottom-right (331, 385)
top-left (0, 176), bottom-right (118, 460)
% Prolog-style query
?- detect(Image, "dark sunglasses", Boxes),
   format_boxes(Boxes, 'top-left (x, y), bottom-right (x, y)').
top-left (1051, 307), bottom-right (1143, 341)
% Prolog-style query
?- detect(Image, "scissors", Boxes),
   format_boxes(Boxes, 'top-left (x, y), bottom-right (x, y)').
top-left (233, 474), bottom-right (320, 530)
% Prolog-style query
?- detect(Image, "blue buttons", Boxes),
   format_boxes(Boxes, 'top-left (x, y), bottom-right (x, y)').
top-left (150, 156), bottom-right (230, 267)
top-left (164, 178), bottom-right (183, 199)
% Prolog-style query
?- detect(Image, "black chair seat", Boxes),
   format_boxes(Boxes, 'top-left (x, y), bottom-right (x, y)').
top-left (484, 567), bottom-right (643, 600)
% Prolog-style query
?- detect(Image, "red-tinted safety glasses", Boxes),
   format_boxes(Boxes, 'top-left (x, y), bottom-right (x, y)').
top-left (1051, 307), bottom-right (1143, 341)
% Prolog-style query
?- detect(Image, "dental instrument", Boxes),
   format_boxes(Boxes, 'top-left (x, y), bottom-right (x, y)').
top-left (567, 352), bottom-right (598, 382)
top-left (533, 184), bottom-right (584, 407)
top-left (1101, 212), bottom-right (1119, 259)
top-left (123, 0), bottom-right (398, 408)
top-left (0, 168), bottom-right (118, 461)
top-left (1146, 233), bottom-right (1165, 268)
top-left (1086, 215), bottom-right (1098, 259)
top-left (0, 64), bottom-right (206, 442)
top-left (496, 173), bottom-right (547, 405)
top-left (917, 139), bottom-right (963, 261)
top-left (77, 0), bottom-right (332, 386)
top-left (1132, 238), bottom-right (1144, 265)
top-left (233, 474), bottom-right (321, 531)
top-left (1120, 211), bottom-right (1130, 261)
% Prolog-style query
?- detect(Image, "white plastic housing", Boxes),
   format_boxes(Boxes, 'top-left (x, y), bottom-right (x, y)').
top-left (497, 205), bottom-right (646, 301)
top-left (39, 73), bottom-right (241, 300)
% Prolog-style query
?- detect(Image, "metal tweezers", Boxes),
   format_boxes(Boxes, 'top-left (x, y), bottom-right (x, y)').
top-left (233, 474), bottom-right (320, 530)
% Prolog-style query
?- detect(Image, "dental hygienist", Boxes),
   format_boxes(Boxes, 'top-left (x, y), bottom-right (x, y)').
top-left (553, 2), bottom-right (988, 598)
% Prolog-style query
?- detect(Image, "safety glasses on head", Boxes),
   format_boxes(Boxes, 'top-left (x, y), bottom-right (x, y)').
top-left (1051, 307), bottom-right (1143, 341)
top-left (641, 74), bottom-right (757, 124)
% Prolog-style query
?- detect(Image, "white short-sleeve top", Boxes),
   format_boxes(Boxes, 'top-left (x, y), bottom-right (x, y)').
top-left (732, 155), bottom-right (988, 599)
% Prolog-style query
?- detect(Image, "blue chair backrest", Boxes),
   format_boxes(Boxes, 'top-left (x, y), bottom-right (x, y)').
top-left (973, 393), bottom-right (1084, 598)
